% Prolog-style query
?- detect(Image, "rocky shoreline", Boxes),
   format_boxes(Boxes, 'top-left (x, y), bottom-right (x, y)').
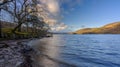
top-left (0, 39), bottom-right (34, 67)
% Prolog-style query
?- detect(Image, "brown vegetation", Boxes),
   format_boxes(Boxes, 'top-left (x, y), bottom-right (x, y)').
top-left (74, 22), bottom-right (120, 34)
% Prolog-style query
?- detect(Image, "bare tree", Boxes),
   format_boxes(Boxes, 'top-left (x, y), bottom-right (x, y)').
top-left (0, 9), bottom-right (2, 38)
top-left (0, 0), bottom-right (14, 37)
top-left (0, 0), bottom-right (13, 6)
top-left (0, 0), bottom-right (50, 38)
top-left (1, 0), bottom-right (32, 33)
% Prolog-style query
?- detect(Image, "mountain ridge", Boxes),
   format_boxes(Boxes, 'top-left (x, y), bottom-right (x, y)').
top-left (74, 22), bottom-right (120, 34)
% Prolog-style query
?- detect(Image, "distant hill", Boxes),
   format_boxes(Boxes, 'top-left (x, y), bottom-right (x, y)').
top-left (73, 22), bottom-right (120, 34)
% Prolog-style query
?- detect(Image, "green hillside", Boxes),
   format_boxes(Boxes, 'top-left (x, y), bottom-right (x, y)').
top-left (74, 22), bottom-right (120, 34)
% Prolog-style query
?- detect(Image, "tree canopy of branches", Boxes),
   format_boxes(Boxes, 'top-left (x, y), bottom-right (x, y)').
top-left (0, 0), bottom-right (14, 6)
top-left (0, 0), bottom-right (50, 38)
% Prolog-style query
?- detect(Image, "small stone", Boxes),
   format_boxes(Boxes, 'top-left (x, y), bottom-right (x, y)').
top-left (0, 43), bottom-right (9, 48)
top-left (15, 62), bottom-right (23, 67)
top-left (0, 59), bottom-right (4, 63)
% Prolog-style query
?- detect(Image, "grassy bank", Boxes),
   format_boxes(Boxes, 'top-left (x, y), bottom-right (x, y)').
top-left (0, 28), bottom-right (48, 40)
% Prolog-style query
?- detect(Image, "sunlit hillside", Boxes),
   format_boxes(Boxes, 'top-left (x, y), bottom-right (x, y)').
top-left (74, 22), bottom-right (120, 34)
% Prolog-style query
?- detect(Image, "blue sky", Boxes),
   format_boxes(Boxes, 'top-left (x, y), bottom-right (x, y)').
top-left (1, 0), bottom-right (120, 32)
top-left (61, 0), bottom-right (120, 31)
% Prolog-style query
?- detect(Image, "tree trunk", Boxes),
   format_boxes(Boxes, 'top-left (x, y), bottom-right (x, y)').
top-left (0, 21), bottom-right (2, 38)
top-left (18, 26), bottom-right (21, 32)
top-left (12, 22), bottom-right (23, 33)
top-left (0, 9), bottom-right (2, 38)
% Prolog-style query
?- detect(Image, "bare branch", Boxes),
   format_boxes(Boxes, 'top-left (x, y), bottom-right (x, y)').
top-left (0, 0), bottom-right (14, 6)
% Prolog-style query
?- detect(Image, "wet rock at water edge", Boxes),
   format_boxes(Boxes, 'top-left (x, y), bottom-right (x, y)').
top-left (0, 43), bottom-right (9, 48)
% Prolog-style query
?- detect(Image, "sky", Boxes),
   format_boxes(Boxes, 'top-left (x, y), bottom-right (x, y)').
top-left (1, 0), bottom-right (120, 32)
top-left (60, 0), bottom-right (120, 32)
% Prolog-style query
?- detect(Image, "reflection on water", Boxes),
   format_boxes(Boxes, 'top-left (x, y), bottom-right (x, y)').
top-left (29, 34), bottom-right (120, 67)
top-left (29, 35), bottom-right (66, 67)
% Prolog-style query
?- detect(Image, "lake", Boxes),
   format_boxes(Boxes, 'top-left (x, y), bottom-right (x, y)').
top-left (29, 34), bottom-right (120, 67)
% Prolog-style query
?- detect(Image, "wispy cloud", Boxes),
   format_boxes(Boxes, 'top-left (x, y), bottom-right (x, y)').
top-left (38, 0), bottom-right (82, 31)
top-left (40, 0), bottom-right (60, 15)
top-left (45, 18), bottom-right (57, 26)
top-left (51, 23), bottom-right (68, 31)
top-left (38, 0), bottom-right (68, 31)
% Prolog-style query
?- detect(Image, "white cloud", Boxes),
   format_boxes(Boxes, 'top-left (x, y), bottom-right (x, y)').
top-left (38, 0), bottom-right (69, 31)
top-left (44, 18), bottom-right (57, 26)
top-left (50, 23), bottom-right (68, 31)
top-left (40, 0), bottom-right (60, 15)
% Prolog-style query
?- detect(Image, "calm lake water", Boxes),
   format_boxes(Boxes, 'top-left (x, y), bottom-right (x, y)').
top-left (29, 34), bottom-right (120, 67)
